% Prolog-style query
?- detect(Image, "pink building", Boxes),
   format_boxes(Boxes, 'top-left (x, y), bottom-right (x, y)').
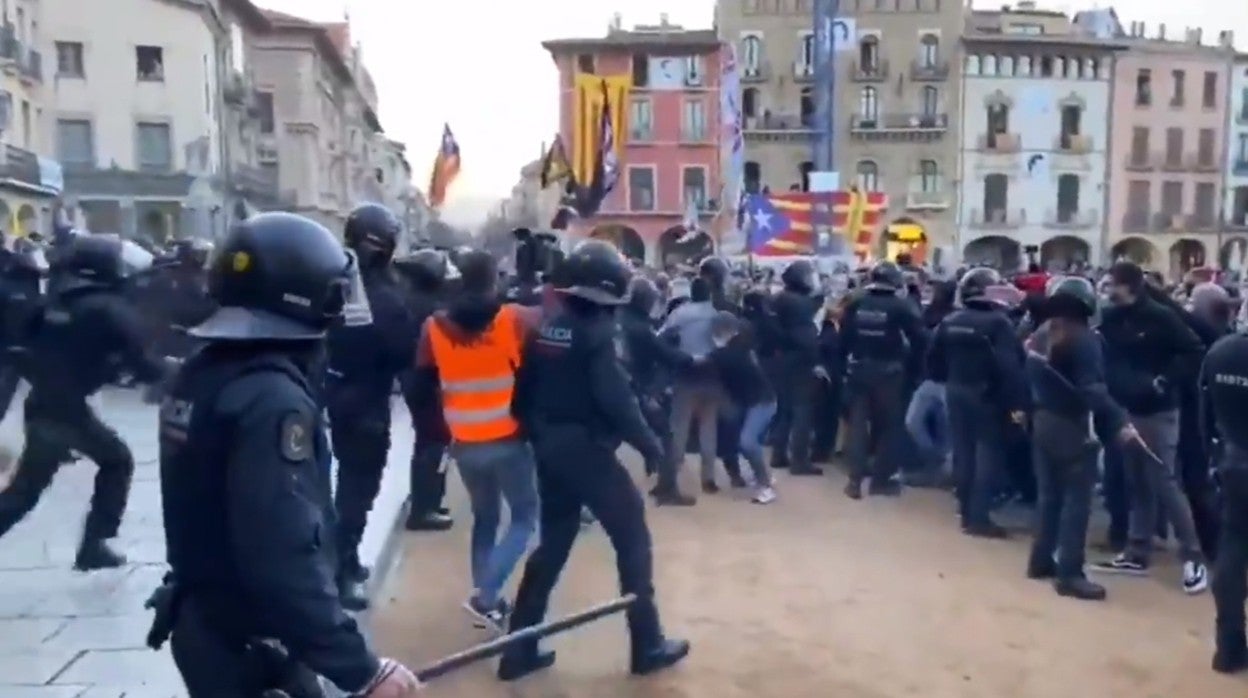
top-left (543, 21), bottom-right (723, 265)
top-left (1105, 25), bottom-right (1236, 277)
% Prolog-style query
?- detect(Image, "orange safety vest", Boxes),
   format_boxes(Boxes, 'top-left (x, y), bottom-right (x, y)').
top-left (426, 305), bottom-right (523, 443)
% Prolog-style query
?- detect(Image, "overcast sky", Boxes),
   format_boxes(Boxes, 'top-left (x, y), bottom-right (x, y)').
top-left (257, 0), bottom-right (1247, 226)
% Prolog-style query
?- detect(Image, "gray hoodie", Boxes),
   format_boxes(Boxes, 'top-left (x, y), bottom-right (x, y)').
top-left (659, 299), bottom-right (718, 359)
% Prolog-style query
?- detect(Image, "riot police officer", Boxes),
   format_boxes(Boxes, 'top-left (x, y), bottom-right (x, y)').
top-left (1200, 329), bottom-right (1248, 674)
top-left (618, 275), bottom-right (697, 505)
top-left (768, 259), bottom-right (824, 476)
top-left (927, 267), bottom-right (1028, 537)
top-left (0, 234), bottom-right (169, 570)
top-left (326, 202), bottom-right (413, 610)
top-left (499, 240), bottom-right (689, 682)
top-left (157, 212), bottom-right (422, 696)
top-left (394, 248), bottom-right (455, 532)
top-left (839, 260), bottom-right (927, 499)
top-left (0, 236), bottom-right (47, 419)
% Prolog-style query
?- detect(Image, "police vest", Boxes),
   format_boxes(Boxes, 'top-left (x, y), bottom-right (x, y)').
top-left (427, 305), bottom-right (523, 443)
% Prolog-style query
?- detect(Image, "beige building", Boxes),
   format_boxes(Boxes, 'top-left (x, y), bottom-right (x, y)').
top-left (0, 0), bottom-right (61, 240)
top-left (715, 0), bottom-right (963, 261)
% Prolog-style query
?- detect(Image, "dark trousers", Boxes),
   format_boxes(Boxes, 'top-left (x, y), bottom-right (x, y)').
top-left (0, 395), bottom-right (133, 543)
top-left (408, 440), bottom-right (447, 516)
top-left (508, 430), bottom-right (662, 653)
top-left (1212, 466), bottom-right (1248, 647)
top-left (0, 362), bottom-right (20, 422)
top-left (1029, 411), bottom-right (1098, 579)
top-left (845, 369), bottom-right (904, 484)
top-left (1178, 407), bottom-right (1220, 559)
top-left (946, 386), bottom-right (1005, 528)
top-left (771, 363), bottom-right (814, 469)
top-left (811, 375), bottom-right (842, 460)
top-left (716, 405), bottom-right (745, 482)
top-left (329, 402), bottom-right (391, 566)
top-left (1101, 441), bottom-right (1130, 549)
top-left (171, 596), bottom-right (324, 698)
top-left (638, 393), bottom-right (670, 480)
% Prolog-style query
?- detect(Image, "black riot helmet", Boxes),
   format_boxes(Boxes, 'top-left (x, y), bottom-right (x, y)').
top-left (51, 233), bottom-right (153, 293)
top-left (343, 203), bottom-right (401, 267)
top-left (627, 276), bottom-right (661, 316)
top-left (866, 260), bottom-right (904, 291)
top-left (394, 248), bottom-right (449, 292)
top-left (957, 266), bottom-right (1003, 306)
top-left (781, 259), bottom-right (817, 295)
top-left (698, 256), bottom-right (730, 290)
top-left (1046, 275), bottom-right (1097, 319)
top-left (554, 239), bottom-right (632, 305)
top-left (190, 212), bottom-right (354, 341)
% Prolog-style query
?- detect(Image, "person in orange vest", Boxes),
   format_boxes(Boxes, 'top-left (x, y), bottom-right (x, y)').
top-left (413, 248), bottom-right (541, 633)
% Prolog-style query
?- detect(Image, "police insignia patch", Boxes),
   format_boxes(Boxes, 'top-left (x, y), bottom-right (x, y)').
top-left (279, 412), bottom-right (313, 462)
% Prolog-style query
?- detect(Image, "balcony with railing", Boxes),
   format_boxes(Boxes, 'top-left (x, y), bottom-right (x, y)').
top-left (20, 48), bottom-right (40, 82)
top-left (743, 111), bottom-right (815, 134)
top-left (1121, 210), bottom-right (1151, 232)
top-left (1159, 151), bottom-right (1188, 172)
top-left (223, 71), bottom-right (254, 108)
top-left (975, 133), bottom-right (1021, 152)
top-left (739, 60), bottom-right (770, 83)
top-left (234, 164), bottom-right (280, 203)
top-left (0, 24), bottom-right (16, 63)
top-left (850, 112), bottom-right (947, 134)
top-left (680, 124), bottom-right (711, 143)
top-left (1053, 134), bottom-right (1092, 154)
top-left (628, 124), bottom-right (654, 143)
top-left (792, 60), bottom-right (814, 82)
top-left (1184, 211), bottom-right (1220, 231)
top-left (851, 59), bottom-right (889, 82)
top-left (1236, 108), bottom-right (1248, 125)
top-left (1227, 207), bottom-right (1248, 230)
top-left (1188, 153), bottom-right (1222, 173)
top-left (1043, 208), bottom-right (1098, 229)
top-left (1124, 211), bottom-right (1185, 232)
top-left (905, 179), bottom-right (950, 209)
top-left (1123, 151), bottom-right (1157, 171)
top-left (968, 208), bottom-right (1026, 228)
top-left (1231, 158), bottom-right (1248, 176)
top-left (0, 145), bottom-right (54, 191)
top-left (909, 59), bottom-right (949, 81)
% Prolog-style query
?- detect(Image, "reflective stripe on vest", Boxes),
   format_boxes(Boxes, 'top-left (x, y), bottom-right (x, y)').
top-left (426, 305), bottom-right (522, 443)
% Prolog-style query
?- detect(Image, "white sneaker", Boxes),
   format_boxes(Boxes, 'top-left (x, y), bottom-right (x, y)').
top-left (1182, 561), bottom-right (1208, 595)
top-left (752, 486), bottom-right (777, 505)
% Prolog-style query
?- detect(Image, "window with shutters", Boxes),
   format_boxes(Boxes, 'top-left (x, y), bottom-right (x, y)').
top-left (136, 121), bottom-right (173, 172)
top-left (56, 118), bottom-right (94, 167)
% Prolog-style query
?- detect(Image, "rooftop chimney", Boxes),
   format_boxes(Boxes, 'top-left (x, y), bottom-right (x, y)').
top-left (1193, 28), bottom-right (1203, 45)
top-left (610, 12), bottom-right (622, 31)
top-left (1219, 30), bottom-right (1235, 48)
top-left (1158, 23), bottom-right (1166, 40)
top-left (659, 12), bottom-right (669, 27)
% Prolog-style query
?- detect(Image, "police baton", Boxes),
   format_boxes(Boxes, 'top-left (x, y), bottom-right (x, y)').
top-left (414, 594), bottom-right (636, 683)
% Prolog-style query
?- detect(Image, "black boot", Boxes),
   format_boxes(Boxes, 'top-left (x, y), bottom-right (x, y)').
top-left (1054, 577), bottom-right (1107, 601)
top-left (1026, 555), bottom-right (1057, 580)
top-left (497, 647), bottom-right (556, 682)
top-left (404, 509), bottom-right (453, 532)
top-left (963, 521), bottom-right (1009, 540)
top-left (631, 638), bottom-right (691, 676)
top-left (844, 479), bottom-right (863, 500)
top-left (341, 551), bottom-right (370, 583)
top-left (74, 538), bottom-right (127, 571)
top-left (1213, 633), bottom-right (1248, 674)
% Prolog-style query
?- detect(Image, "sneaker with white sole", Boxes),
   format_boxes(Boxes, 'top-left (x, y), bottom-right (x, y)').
top-left (752, 486), bottom-right (777, 505)
top-left (1182, 561), bottom-right (1208, 595)
top-left (463, 595), bottom-right (511, 632)
top-left (1090, 552), bottom-right (1149, 575)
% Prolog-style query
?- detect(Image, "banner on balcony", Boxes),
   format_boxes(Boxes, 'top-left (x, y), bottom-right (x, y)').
top-left (572, 74), bottom-right (630, 186)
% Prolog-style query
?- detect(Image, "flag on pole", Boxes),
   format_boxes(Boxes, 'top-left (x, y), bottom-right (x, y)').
top-left (428, 123), bottom-right (461, 208)
top-left (539, 135), bottom-right (573, 189)
top-left (579, 80), bottom-right (619, 217)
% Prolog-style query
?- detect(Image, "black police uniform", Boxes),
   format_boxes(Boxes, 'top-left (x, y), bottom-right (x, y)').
top-left (1024, 277), bottom-right (1123, 601)
top-left (1200, 331), bottom-right (1248, 674)
top-left (0, 242), bottom-right (46, 419)
top-left (619, 276), bottom-right (696, 505)
top-left (768, 260), bottom-right (824, 475)
top-left (325, 203), bottom-right (412, 609)
top-left (926, 267), bottom-right (1028, 537)
top-left (840, 261), bottom-right (927, 498)
top-left (0, 235), bottom-right (168, 570)
top-left (158, 212), bottom-right (385, 697)
top-left (393, 249), bottom-right (454, 532)
top-left (499, 240), bottom-right (689, 682)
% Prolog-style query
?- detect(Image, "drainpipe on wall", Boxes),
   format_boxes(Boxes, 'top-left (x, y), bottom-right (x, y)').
top-left (1100, 51), bottom-right (1117, 267)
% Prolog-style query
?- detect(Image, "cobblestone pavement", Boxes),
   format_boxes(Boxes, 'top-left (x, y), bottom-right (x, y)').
top-left (0, 388), bottom-right (414, 697)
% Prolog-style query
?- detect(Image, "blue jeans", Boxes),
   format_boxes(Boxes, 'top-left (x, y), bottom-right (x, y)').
top-left (452, 439), bottom-right (539, 605)
top-left (739, 401), bottom-right (777, 486)
top-left (905, 380), bottom-right (948, 471)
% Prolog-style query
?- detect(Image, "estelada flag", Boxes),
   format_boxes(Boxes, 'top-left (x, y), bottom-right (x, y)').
top-left (539, 135), bottom-right (573, 189)
top-left (744, 190), bottom-right (887, 256)
top-left (428, 123), bottom-right (461, 208)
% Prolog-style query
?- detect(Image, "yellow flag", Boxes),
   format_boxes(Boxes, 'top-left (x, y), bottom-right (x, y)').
top-left (10, 210), bottom-right (24, 239)
top-left (572, 73), bottom-right (630, 186)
